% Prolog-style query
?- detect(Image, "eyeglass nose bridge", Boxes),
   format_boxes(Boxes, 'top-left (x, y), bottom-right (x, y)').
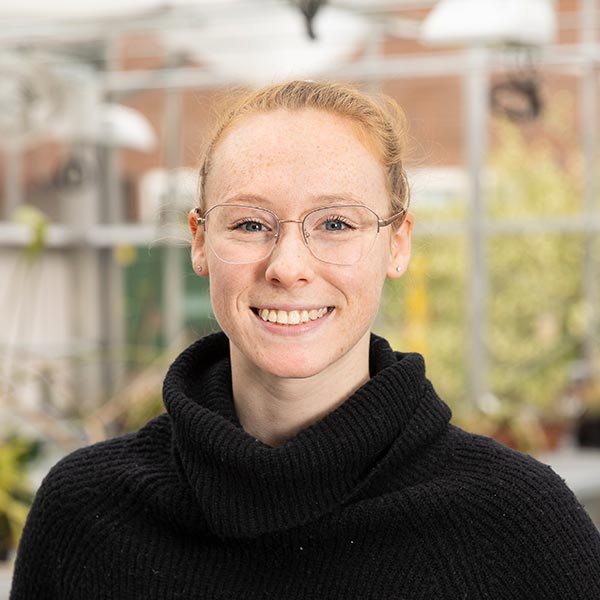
top-left (274, 218), bottom-right (311, 247)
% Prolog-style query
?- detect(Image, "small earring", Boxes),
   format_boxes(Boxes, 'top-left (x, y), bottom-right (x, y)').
top-left (396, 266), bottom-right (403, 272)
top-left (196, 265), bottom-right (203, 273)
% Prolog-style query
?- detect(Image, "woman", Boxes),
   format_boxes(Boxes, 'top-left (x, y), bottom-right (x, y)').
top-left (11, 80), bottom-right (600, 599)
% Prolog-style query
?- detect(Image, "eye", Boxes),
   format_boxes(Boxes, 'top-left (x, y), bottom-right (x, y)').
top-left (322, 216), bottom-right (354, 231)
top-left (232, 218), bottom-right (272, 233)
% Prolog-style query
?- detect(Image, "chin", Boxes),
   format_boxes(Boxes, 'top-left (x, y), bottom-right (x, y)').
top-left (253, 348), bottom-right (336, 380)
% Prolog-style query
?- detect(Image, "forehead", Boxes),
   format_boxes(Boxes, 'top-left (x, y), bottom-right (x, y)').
top-left (204, 108), bottom-right (389, 211)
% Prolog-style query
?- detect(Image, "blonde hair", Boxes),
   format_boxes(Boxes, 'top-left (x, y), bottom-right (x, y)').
top-left (198, 80), bottom-right (411, 216)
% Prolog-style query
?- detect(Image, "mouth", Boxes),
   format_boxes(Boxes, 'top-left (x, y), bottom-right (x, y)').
top-left (251, 306), bottom-right (334, 325)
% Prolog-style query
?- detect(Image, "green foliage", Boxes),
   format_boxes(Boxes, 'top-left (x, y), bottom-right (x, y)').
top-left (0, 436), bottom-right (40, 559)
top-left (379, 100), bottom-right (593, 446)
top-left (380, 236), bottom-right (468, 406)
top-left (486, 113), bottom-right (585, 413)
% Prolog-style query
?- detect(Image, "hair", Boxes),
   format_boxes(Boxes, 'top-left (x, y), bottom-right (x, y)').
top-left (198, 80), bottom-right (411, 216)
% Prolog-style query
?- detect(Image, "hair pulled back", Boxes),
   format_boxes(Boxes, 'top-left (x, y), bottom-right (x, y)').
top-left (198, 80), bottom-right (411, 216)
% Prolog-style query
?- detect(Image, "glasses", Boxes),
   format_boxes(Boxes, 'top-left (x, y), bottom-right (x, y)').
top-left (194, 203), bottom-right (406, 266)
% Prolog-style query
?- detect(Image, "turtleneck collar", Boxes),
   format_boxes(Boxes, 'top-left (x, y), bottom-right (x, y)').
top-left (163, 332), bottom-right (451, 539)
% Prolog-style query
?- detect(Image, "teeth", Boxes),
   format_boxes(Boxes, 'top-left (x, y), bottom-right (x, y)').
top-left (257, 307), bottom-right (330, 325)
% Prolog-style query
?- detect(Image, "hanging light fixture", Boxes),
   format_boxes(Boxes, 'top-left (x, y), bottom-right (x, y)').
top-left (421, 0), bottom-right (556, 122)
top-left (292, 0), bottom-right (328, 40)
top-left (420, 0), bottom-right (556, 47)
top-left (95, 104), bottom-right (157, 152)
top-left (161, 3), bottom-right (369, 85)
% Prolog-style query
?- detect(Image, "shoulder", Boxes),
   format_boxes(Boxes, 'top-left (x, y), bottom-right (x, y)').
top-left (34, 414), bottom-right (174, 512)
top-left (443, 426), bottom-right (600, 576)
top-left (20, 414), bottom-right (179, 549)
top-left (446, 425), bottom-right (555, 476)
top-left (389, 426), bottom-right (600, 596)
top-left (12, 416), bottom-right (178, 596)
top-left (444, 425), bottom-right (583, 511)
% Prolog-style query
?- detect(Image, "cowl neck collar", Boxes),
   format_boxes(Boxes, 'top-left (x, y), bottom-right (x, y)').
top-left (163, 332), bottom-right (451, 539)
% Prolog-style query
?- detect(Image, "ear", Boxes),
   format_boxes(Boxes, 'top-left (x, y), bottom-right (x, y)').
top-left (189, 208), bottom-right (209, 277)
top-left (386, 211), bottom-right (413, 279)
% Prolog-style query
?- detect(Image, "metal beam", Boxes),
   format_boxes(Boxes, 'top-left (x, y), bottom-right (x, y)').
top-left (580, 0), bottom-right (599, 377)
top-left (464, 47), bottom-right (490, 406)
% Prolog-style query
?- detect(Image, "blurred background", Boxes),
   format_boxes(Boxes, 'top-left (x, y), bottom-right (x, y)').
top-left (1, 0), bottom-right (600, 590)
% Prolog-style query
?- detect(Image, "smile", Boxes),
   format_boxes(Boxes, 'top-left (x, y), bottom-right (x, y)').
top-left (252, 307), bottom-right (332, 325)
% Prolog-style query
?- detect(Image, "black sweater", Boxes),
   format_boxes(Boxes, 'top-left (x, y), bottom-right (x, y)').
top-left (10, 333), bottom-right (600, 599)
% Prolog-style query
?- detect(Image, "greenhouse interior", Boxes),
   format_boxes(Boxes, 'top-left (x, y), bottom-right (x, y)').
top-left (1, 0), bottom-right (600, 592)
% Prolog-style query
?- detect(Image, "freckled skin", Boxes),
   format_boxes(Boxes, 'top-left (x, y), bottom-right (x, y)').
top-left (191, 108), bottom-right (412, 382)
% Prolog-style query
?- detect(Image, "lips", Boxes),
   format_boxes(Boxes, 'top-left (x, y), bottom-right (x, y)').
top-left (252, 307), bottom-right (332, 325)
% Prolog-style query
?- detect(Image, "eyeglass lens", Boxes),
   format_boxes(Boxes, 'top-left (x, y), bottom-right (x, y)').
top-left (204, 205), bottom-right (379, 265)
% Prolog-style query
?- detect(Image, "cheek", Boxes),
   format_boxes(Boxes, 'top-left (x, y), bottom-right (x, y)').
top-left (207, 264), bottom-right (241, 324)
top-left (341, 262), bottom-right (386, 315)
top-left (352, 248), bottom-right (389, 312)
top-left (207, 260), bottom-right (259, 330)
top-left (367, 238), bottom-right (392, 281)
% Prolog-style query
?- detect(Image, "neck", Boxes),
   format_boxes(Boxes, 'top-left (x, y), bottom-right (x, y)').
top-left (230, 335), bottom-right (371, 447)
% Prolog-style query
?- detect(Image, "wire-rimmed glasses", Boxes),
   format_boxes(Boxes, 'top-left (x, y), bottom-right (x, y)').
top-left (194, 203), bottom-right (406, 266)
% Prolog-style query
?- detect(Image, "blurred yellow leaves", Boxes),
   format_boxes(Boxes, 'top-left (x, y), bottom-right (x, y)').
top-left (113, 244), bottom-right (138, 267)
top-left (0, 438), bottom-right (36, 547)
top-left (12, 205), bottom-right (48, 264)
top-left (403, 255), bottom-right (429, 356)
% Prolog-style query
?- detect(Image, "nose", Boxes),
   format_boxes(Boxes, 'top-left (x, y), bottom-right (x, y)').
top-left (264, 221), bottom-right (315, 287)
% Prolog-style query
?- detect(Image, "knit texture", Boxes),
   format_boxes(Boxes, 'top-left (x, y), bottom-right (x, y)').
top-left (11, 333), bottom-right (600, 599)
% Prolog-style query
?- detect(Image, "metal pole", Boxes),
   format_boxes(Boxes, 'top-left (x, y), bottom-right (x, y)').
top-left (100, 35), bottom-right (126, 398)
top-left (162, 57), bottom-right (185, 345)
top-left (464, 47), bottom-right (490, 405)
top-left (60, 67), bottom-right (104, 410)
top-left (580, 0), bottom-right (599, 377)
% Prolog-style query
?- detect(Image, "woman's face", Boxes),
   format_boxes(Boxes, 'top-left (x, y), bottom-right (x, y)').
top-left (191, 108), bottom-right (412, 379)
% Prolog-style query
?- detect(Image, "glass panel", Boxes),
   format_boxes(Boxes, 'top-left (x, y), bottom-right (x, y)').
top-left (486, 232), bottom-right (585, 449)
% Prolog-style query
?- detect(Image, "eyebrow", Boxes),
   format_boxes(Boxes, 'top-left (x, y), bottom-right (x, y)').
top-left (316, 193), bottom-right (366, 206)
top-left (222, 193), bottom-right (269, 206)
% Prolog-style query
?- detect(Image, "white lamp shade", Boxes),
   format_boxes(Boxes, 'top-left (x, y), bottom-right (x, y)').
top-left (162, 4), bottom-right (369, 84)
top-left (421, 0), bottom-right (557, 47)
top-left (0, 0), bottom-right (163, 19)
top-left (97, 103), bottom-right (157, 152)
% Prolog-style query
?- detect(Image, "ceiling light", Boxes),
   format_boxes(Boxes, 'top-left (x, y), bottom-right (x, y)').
top-left (162, 4), bottom-right (369, 85)
top-left (421, 0), bottom-right (556, 47)
top-left (96, 104), bottom-right (157, 152)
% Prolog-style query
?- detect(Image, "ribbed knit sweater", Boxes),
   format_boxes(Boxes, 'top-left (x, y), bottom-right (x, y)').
top-left (11, 333), bottom-right (600, 599)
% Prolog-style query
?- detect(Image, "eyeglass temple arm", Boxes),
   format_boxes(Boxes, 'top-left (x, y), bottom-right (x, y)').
top-left (378, 207), bottom-right (407, 228)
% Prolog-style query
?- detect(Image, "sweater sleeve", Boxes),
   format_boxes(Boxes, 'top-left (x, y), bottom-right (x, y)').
top-left (10, 426), bottom-right (164, 599)
top-left (8, 450), bottom-right (91, 600)
top-left (437, 430), bottom-right (600, 598)
top-left (507, 466), bottom-right (600, 598)
top-left (10, 472), bottom-right (62, 600)
top-left (459, 444), bottom-right (600, 599)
